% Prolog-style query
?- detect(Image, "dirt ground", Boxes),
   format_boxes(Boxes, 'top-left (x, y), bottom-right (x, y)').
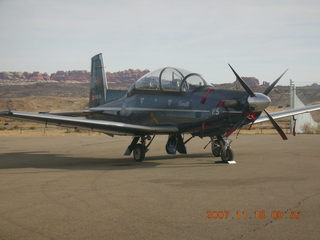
top-left (0, 135), bottom-right (319, 240)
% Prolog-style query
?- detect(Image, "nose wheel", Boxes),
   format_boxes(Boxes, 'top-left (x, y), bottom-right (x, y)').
top-left (221, 147), bottom-right (234, 162)
top-left (211, 136), bottom-right (234, 163)
top-left (211, 138), bottom-right (221, 157)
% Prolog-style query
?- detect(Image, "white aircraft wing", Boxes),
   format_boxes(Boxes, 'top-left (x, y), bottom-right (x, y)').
top-left (254, 104), bottom-right (320, 124)
top-left (0, 110), bottom-right (178, 136)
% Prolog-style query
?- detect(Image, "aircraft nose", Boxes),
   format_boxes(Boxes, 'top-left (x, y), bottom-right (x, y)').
top-left (247, 93), bottom-right (271, 111)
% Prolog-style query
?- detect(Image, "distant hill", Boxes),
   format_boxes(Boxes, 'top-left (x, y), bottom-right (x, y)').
top-left (0, 69), bottom-right (150, 88)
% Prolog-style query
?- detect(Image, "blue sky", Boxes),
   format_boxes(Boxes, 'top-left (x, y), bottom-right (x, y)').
top-left (0, 0), bottom-right (320, 84)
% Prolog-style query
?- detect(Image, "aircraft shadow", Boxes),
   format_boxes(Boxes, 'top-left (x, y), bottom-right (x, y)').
top-left (0, 151), bottom-right (220, 171)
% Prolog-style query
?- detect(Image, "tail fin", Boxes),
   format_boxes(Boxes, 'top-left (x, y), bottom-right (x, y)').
top-left (89, 53), bottom-right (108, 107)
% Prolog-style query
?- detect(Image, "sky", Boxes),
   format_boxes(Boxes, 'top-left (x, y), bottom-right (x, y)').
top-left (0, 0), bottom-right (320, 85)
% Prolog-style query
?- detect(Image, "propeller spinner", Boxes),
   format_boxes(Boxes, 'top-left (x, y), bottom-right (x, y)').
top-left (228, 64), bottom-right (288, 140)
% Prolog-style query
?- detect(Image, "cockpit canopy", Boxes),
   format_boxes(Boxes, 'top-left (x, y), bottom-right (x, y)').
top-left (128, 67), bottom-right (208, 94)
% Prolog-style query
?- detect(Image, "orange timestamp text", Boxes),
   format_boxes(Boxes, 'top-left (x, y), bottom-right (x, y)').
top-left (206, 210), bottom-right (300, 220)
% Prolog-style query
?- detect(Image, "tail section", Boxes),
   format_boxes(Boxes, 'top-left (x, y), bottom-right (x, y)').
top-left (89, 53), bottom-right (108, 107)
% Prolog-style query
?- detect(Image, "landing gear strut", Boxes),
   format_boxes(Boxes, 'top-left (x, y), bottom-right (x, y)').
top-left (211, 136), bottom-right (234, 163)
top-left (124, 135), bottom-right (155, 162)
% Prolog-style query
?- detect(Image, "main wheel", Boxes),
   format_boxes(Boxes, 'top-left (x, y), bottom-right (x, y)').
top-left (133, 144), bottom-right (145, 162)
top-left (166, 135), bottom-right (177, 154)
top-left (221, 148), bottom-right (234, 163)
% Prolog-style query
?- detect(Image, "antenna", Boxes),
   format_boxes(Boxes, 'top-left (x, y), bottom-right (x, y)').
top-left (289, 79), bottom-right (296, 134)
top-left (6, 100), bottom-right (13, 111)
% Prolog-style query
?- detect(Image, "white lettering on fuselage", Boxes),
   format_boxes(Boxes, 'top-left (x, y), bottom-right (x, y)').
top-left (178, 101), bottom-right (190, 107)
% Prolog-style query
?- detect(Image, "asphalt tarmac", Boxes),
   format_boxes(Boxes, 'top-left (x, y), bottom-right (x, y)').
top-left (0, 135), bottom-right (319, 240)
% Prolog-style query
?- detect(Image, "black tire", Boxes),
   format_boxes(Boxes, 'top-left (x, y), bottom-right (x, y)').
top-left (211, 141), bottom-right (221, 157)
top-left (166, 135), bottom-right (177, 154)
top-left (133, 144), bottom-right (145, 162)
top-left (221, 148), bottom-right (234, 162)
top-left (212, 146), bottom-right (221, 157)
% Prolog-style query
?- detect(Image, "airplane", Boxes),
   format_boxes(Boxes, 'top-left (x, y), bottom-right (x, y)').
top-left (1, 53), bottom-right (320, 163)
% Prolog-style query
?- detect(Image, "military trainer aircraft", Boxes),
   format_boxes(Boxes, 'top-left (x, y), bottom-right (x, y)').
top-left (1, 54), bottom-right (320, 163)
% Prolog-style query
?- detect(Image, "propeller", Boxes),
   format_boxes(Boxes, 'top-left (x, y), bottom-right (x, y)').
top-left (264, 110), bottom-right (288, 140)
top-left (264, 69), bottom-right (288, 95)
top-left (228, 64), bottom-right (255, 97)
top-left (228, 64), bottom-right (288, 140)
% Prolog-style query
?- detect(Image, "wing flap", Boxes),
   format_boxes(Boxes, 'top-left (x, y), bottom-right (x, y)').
top-left (0, 110), bottom-right (178, 135)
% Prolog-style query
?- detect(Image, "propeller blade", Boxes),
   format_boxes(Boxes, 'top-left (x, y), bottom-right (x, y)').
top-left (264, 110), bottom-right (288, 140)
top-left (264, 69), bottom-right (288, 95)
top-left (228, 64), bottom-right (255, 97)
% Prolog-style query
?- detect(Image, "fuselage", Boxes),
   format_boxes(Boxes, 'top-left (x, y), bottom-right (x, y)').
top-left (89, 87), bottom-right (251, 137)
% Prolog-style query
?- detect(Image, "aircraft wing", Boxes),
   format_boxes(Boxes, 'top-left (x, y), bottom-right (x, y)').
top-left (0, 110), bottom-right (178, 136)
top-left (44, 110), bottom-right (94, 117)
top-left (254, 104), bottom-right (320, 124)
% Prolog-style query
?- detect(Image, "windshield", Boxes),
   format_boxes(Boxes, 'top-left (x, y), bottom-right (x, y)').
top-left (129, 67), bottom-right (207, 93)
top-left (181, 73), bottom-right (207, 92)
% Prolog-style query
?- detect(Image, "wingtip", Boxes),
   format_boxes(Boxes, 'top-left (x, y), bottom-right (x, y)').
top-left (0, 110), bottom-right (12, 115)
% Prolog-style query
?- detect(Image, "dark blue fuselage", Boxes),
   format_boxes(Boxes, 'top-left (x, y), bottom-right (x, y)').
top-left (89, 87), bottom-right (250, 137)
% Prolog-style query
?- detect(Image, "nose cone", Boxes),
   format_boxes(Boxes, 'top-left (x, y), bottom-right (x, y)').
top-left (247, 93), bottom-right (271, 111)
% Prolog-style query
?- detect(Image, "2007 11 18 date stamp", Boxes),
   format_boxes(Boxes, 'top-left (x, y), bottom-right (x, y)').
top-left (206, 210), bottom-right (300, 220)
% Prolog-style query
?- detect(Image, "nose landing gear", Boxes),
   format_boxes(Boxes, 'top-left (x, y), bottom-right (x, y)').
top-left (210, 136), bottom-right (235, 163)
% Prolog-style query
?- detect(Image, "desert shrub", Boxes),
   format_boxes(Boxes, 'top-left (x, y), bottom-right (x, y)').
top-left (64, 128), bottom-right (71, 133)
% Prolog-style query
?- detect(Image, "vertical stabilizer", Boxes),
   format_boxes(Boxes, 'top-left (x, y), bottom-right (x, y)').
top-left (89, 53), bottom-right (108, 107)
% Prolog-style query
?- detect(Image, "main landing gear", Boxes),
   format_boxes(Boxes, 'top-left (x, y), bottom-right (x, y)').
top-left (165, 134), bottom-right (187, 155)
top-left (210, 136), bottom-right (234, 163)
top-left (124, 135), bottom-right (155, 162)
top-left (124, 134), bottom-right (187, 162)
